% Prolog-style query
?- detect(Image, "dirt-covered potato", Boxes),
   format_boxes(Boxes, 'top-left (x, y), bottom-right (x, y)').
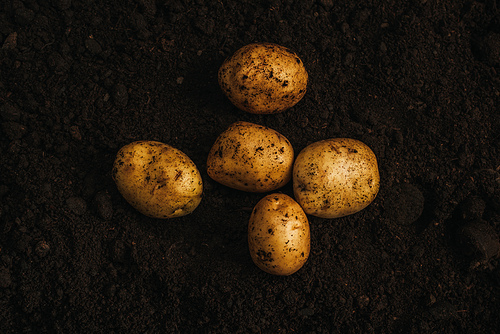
top-left (218, 43), bottom-right (308, 114)
top-left (207, 121), bottom-right (294, 192)
top-left (293, 138), bottom-right (380, 219)
top-left (248, 193), bottom-right (310, 275)
top-left (112, 141), bottom-right (203, 219)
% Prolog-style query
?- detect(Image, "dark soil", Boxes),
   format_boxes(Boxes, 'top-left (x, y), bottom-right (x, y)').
top-left (1, 0), bottom-right (499, 333)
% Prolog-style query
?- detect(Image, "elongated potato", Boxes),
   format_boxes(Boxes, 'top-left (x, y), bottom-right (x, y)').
top-left (248, 193), bottom-right (310, 275)
top-left (293, 138), bottom-right (380, 218)
top-left (218, 43), bottom-right (308, 114)
top-left (112, 141), bottom-right (203, 219)
top-left (207, 121), bottom-right (294, 192)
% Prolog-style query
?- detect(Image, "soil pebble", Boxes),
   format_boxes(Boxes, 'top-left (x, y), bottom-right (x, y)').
top-left (280, 287), bottom-right (298, 306)
top-left (35, 241), bottom-right (50, 258)
top-left (54, 0), bottom-right (72, 11)
top-left (194, 18), bottom-right (215, 35)
top-left (0, 266), bottom-right (12, 288)
top-left (318, 0), bottom-right (334, 10)
top-left (298, 307), bottom-right (315, 317)
top-left (94, 191), bottom-right (113, 220)
top-left (383, 183), bottom-right (425, 225)
top-left (111, 240), bottom-right (127, 263)
top-left (113, 83), bottom-right (129, 107)
top-left (1, 32), bottom-right (18, 50)
top-left (357, 295), bottom-right (370, 309)
top-left (66, 197), bottom-right (88, 216)
top-left (85, 38), bottom-right (102, 56)
top-left (457, 220), bottom-right (500, 262)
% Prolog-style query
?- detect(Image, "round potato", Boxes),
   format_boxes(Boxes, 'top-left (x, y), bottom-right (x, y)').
top-left (248, 193), bottom-right (310, 275)
top-left (293, 138), bottom-right (380, 219)
top-left (218, 43), bottom-right (308, 114)
top-left (112, 141), bottom-right (203, 219)
top-left (207, 121), bottom-right (294, 192)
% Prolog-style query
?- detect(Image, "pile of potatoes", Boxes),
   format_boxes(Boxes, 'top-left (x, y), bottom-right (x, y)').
top-left (112, 43), bottom-right (380, 276)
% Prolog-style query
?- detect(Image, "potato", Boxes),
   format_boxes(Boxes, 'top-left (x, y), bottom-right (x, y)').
top-left (112, 141), bottom-right (203, 219)
top-left (293, 138), bottom-right (380, 219)
top-left (248, 193), bottom-right (310, 275)
top-left (218, 43), bottom-right (308, 114)
top-left (207, 121), bottom-right (294, 192)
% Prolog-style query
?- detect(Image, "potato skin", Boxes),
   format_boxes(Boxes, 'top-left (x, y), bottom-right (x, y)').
top-left (218, 43), bottom-right (308, 114)
top-left (293, 138), bottom-right (380, 219)
top-left (248, 194), bottom-right (310, 276)
top-left (207, 121), bottom-right (294, 193)
top-left (112, 141), bottom-right (203, 219)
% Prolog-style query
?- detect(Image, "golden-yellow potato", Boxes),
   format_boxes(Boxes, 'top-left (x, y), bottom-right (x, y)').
top-left (207, 121), bottom-right (294, 192)
top-left (248, 193), bottom-right (310, 275)
top-left (218, 43), bottom-right (308, 114)
top-left (293, 138), bottom-right (380, 219)
top-left (112, 141), bottom-right (203, 219)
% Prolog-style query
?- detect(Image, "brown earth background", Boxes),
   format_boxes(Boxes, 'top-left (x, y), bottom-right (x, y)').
top-left (1, 0), bottom-right (499, 333)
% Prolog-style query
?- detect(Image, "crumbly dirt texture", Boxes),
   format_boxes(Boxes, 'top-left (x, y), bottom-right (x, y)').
top-left (0, 0), bottom-right (499, 333)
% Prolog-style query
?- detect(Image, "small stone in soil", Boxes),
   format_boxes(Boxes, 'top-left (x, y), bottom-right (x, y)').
top-left (95, 191), bottom-right (114, 220)
top-left (113, 84), bottom-right (129, 107)
top-left (0, 267), bottom-right (12, 288)
top-left (66, 197), bottom-right (87, 215)
top-left (35, 241), bottom-right (50, 258)
top-left (457, 220), bottom-right (500, 262)
top-left (383, 183), bottom-right (425, 225)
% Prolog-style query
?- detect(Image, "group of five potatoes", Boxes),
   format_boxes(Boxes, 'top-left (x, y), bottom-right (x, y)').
top-left (112, 43), bottom-right (380, 276)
